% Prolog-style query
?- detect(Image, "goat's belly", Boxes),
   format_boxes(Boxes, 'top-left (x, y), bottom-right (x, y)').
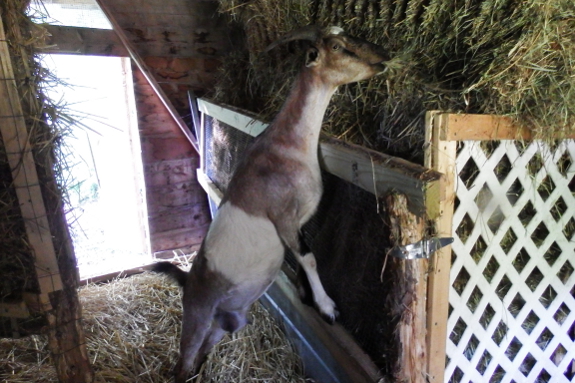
top-left (204, 202), bottom-right (285, 286)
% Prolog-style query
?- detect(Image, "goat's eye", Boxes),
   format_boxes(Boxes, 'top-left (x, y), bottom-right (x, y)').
top-left (332, 44), bottom-right (341, 51)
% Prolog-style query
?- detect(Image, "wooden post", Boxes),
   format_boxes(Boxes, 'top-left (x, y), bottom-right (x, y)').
top-left (0, 14), bottom-right (93, 383)
top-left (424, 112), bottom-right (457, 383)
top-left (385, 193), bottom-right (427, 383)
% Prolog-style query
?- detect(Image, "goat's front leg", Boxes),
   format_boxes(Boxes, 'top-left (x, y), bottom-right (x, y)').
top-left (295, 233), bottom-right (339, 323)
top-left (279, 226), bottom-right (338, 323)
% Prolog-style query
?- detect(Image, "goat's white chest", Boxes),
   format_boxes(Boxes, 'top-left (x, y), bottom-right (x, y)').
top-left (204, 202), bottom-right (284, 285)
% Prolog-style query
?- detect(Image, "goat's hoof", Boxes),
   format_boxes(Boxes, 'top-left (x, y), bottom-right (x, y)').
top-left (320, 308), bottom-right (339, 324)
top-left (316, 296), bottom-right (338, 324)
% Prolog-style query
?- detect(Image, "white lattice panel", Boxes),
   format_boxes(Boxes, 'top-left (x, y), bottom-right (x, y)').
top-left (446, 140), bottom-right (575, 383)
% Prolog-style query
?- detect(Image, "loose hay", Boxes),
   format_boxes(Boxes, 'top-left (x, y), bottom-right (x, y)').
top-left (0, 273), bottom-right (309, 383)
top-left (214, 0), bottom-right (575, 162)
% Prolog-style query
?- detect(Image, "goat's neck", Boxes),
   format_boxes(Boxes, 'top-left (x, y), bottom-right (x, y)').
top-left (267, 69), bottom-right (336, 155)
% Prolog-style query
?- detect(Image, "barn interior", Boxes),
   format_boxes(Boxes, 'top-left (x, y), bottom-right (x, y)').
top-left (1, 0), bottom-right (574, 382)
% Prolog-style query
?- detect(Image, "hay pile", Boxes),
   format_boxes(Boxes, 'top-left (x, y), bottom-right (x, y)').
top-left (214, 0), bottom-right (575, 162)
top-left (0, 273), bottom-right (309, 383)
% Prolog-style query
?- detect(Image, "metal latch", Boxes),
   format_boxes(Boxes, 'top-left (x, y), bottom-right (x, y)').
top-left (390, 237), bottom-right (454, 260)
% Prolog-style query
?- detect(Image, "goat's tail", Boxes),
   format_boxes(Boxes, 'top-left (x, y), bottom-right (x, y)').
top-left (152, 262), bottom-right (187, 287)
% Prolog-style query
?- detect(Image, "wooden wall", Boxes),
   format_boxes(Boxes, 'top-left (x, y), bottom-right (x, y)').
top-left (98, 0), bottom-right (236, 252)
top-left (101, 0), bottom-right (235, 253)
top-left (132, 65), bottom-right (210, 253)
top-left (99, 0), bottom-right (240, 117)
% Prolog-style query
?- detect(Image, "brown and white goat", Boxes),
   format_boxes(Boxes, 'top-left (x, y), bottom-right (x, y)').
top-left (154, 25), bottom-right (388, 382)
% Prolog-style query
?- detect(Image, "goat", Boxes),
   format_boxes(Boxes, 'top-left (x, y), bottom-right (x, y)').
top-left (154, 25), bottom-right (389, 383)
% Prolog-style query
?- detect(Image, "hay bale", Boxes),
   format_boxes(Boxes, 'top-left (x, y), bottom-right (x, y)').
top-left (214, 0), bottom-right (575, 162)
top-left (0, 273), bottom-right (309, 382)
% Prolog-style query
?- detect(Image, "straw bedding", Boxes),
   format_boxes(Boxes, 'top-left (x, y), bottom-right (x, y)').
top-left (214, 0), bottom-right (575, 162)
top-left (0, 273), bottom-right (309, 382)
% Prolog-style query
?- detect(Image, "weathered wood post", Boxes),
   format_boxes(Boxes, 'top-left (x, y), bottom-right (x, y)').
top-left (385, 192), bottom-right (428, 383)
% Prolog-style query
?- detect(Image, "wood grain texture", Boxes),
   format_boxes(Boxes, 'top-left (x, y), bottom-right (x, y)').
top-left (424, 112), bottom-right (457, 383)
top-left (386, 193), bottom-right (427, 383)
top-left (39, 25), bottom-right (128, 56)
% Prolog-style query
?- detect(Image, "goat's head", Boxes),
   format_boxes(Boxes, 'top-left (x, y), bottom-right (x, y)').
top-left (266, 25), bottom-right (390, 86)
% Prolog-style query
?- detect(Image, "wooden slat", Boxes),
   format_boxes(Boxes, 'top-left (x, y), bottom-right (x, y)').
top-left (198, 98), bottom-right (442, 214)
top-left (197, 170), bottom-right (224, 205)
top-left (320, 136), bottom-right (439, 215)
top-left (0, 302), bottom-right (30, 319)
top-left (95, 0), bottom-right (199, 153)
top-left (424, 112), bottom-right (457, 383)
top-left (96, 0), bottom-right (219, 16)
top-left (198, 99), bottom-right (268, 137)
top-left (150, 225), bottom-right (209, 253)
top-left (37, 25), bottom-right (128, 56)
top-left (149, 204), bottom-right (210, 234)
top-left (438, 113), bottom-right (575, 141)
top-left (146, 181), bottom-right (207, 213)
top-left (143, 157), bottom-right (200, 187)
top-left (0, 16), bottom-right (63, 296)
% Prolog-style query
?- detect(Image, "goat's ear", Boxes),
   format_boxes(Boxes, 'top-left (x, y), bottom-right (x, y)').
top-left (305, 47), bottom-right (320, 67)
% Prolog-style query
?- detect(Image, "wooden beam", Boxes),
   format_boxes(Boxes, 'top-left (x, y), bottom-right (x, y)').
top-left (0, 15), bottom-right (63, 297)
top-left (95, 0), bottom-right (199, 153)
top-left (424, 112), bottom-right (457, 383)
top-left (198, 98), bottom-right (442, 215)
top-left (437, 113), bottom-right (575, 141)
top-left (37, 25), bottom-right (128, 56)
top-left (1, 15), bottom-right (93, 383)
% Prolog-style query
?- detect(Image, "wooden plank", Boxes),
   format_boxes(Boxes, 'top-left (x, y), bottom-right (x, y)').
top-left (198, 98), bottom-right (442, 215)
top-left (198, 99), bottom-right (268, 137)
top-left (0, 17), bottom-right (63, 296)
top-left (320, 136), bottom-right (439, 215)
top-left (150, 225), bottom-right (209, 252)
top-left (424, 112), bottom-right (457, 383)
top-left (37, 25), bottom-right (128, 56)
top-left (95, 0), bottom-right (198, 152)
top-left (262, 273), bottom-right (382, 383)
top-left (97, 0), bottom-right (219, 16)
top-left (79, 262), bottom-right (157, 286)
top-left (438, 113), bottom-right (575, 141)
top-left (149, 204), bottom-right (210, 234)
top-left (141, 136), bottom-right (197, 162)
top-left (0, 302), bottom-right (30, 319)
top-left (146, 181), bottom-right (206, 212)
top-left (143, 157), bottom-right (200, 187)
top-left (197, 170), bottom-right (224, 205)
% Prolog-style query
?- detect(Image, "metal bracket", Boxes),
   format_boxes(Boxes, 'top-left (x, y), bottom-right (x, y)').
top-left (390, 237), bottom-right (454, 260)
